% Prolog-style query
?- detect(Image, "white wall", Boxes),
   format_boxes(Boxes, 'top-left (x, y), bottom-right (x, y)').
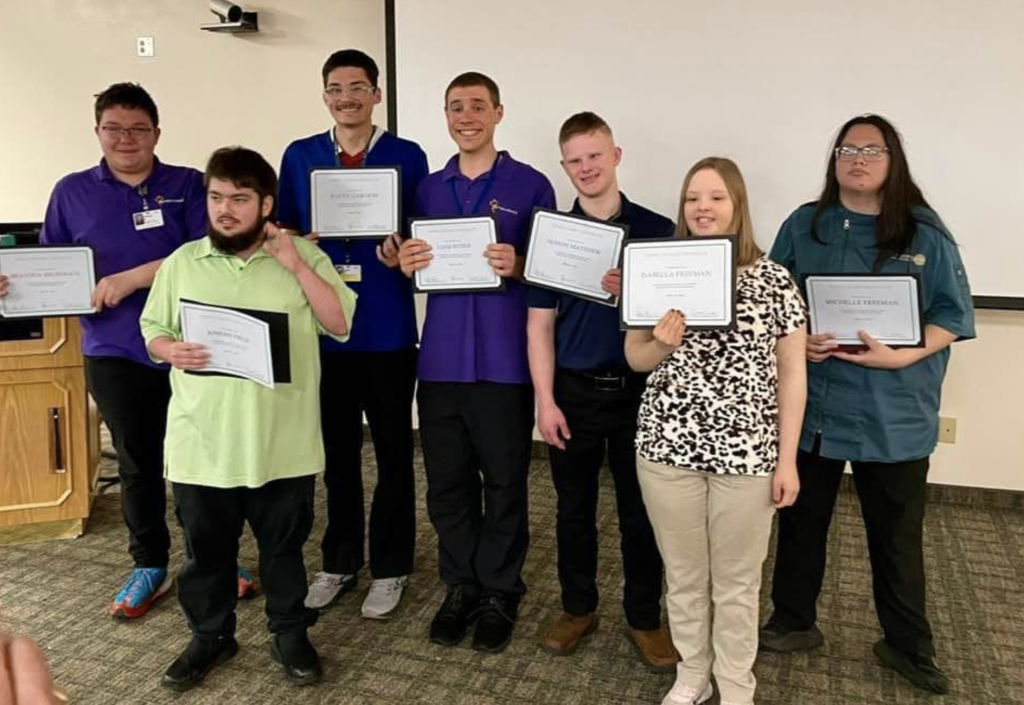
top-left (395, 0), bottom-right (1024, 490)
top-left (0, 0), bottom-right (388, 220)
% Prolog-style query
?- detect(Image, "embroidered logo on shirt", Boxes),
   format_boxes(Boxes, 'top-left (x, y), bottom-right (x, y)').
top-left (490, 199), bottom-right (518, 216)
top-left (155, 196), bottom-right (185, 205)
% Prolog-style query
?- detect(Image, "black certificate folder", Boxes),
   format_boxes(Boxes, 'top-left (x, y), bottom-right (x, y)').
top-left (180, 299), bottom-right (292, 384)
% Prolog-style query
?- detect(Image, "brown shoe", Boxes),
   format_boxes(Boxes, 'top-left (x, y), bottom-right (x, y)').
top-left (539, 612), bottom-right (599, 655)
top-left (629, 626), bottom-right (679, 672)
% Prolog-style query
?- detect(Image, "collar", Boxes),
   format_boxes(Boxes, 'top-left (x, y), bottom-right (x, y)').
top-left (570, 191), bottom-right (635, 222)
top-left (329, 125), bottom-right (385, 157)
top-left (93, 156), bottom-right (163, 185)
top-left (441, 150), bottom-right (514, 182)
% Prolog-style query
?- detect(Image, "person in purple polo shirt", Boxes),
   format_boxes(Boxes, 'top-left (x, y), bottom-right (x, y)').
top-left (36, 84), bottom-right (208, 619)
top-left (398, 71), bottom-right (555, 654)
top-left (277, 49), bottom-right (429, 620)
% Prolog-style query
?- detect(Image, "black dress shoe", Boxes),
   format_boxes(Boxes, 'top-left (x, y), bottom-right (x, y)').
top-left (429, 585), bottom-right (480, 647)
top-left (471, 594), bottom-right (518, 654)
top-left (271, 630), bottom-right (323, 686)
top-left (162, 635), bottom-right (238, 691)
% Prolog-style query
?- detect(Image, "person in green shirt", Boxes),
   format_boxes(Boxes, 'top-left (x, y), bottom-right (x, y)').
top-left (140, 147), bottom-right (356, 691)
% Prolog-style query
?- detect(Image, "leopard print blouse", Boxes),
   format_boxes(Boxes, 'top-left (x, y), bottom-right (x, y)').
top-left (636, 256), bottom-right (807, 476)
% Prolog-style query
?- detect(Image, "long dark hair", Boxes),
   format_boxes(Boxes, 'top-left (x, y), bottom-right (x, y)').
top-left (811, 114), bottom-right (937, 266)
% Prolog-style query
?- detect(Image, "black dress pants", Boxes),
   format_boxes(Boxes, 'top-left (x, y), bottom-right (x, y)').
top-left (417, 381), bottom-right (534, 597)
top-left (172, 476), bottom-right (318, 637)
top-left (770, 449), bottom-right (935, 659)
top-left (318, 348), bottom-right (417, 578)
top-left (84, 355), bottom-right (171, 569)
top-left (549, 369), bottom-right (664, 630)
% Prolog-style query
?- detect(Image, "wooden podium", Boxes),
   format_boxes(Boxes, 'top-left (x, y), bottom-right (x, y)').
top-left (0, 317), bottom-right (101, 544)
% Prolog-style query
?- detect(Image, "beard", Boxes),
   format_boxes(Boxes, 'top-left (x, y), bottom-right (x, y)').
top-left (208, 216), bottom-right (266, 254)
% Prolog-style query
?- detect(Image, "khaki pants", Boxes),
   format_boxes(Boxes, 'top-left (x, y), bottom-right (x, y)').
top-left (636, 455), bottom-right (775, 705)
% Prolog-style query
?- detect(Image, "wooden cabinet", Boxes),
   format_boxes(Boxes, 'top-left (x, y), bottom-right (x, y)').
top-left (0, 318), bottom-right (101, 543)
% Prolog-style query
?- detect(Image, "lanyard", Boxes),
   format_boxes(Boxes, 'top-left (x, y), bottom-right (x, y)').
top-left (332, 125), bottom-right (376, 168)
top-left (449, 156), bottom-right (500, 216)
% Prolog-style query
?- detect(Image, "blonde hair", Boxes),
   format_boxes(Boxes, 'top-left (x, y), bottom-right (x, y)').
top-left (676, 157), bottom-right (763, 268)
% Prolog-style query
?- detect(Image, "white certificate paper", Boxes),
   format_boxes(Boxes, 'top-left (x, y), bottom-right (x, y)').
top-left (310, 167), bottom-right (400, 238)
top-left (523, 209), bottom-right (625, 306)
top-left (621, 237), bottom-right (736, 329)
top-left (179, 302), bottom-right (275, 388)
top-left (0, 246), bottom-right (96, 318)
top-left (411, 217), bottom-right (503, 292)
top-left (805, 275), bottom-right (923, 347)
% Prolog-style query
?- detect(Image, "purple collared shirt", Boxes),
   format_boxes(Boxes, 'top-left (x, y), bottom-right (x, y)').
top-left (40, 158), bottom-right (207, 367)
top-left (414, 151), bottom-right (556, 384)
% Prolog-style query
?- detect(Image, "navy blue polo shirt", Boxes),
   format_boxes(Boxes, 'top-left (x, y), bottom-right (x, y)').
top-left (277, 128), bottom-right (429, 352)
top-left (527, 194), bottom-right (674, 371)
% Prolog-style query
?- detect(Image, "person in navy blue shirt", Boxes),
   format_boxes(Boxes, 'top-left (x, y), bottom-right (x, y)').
top-left (276, 49), bottom-right (429, 620)
top-left (526, 112), bottom-right (677, 670)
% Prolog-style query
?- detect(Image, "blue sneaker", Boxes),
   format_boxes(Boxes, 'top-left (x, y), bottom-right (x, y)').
top-left (108, 567), bottom-right (172, 619)
top-left (237, 566), bottom-right (257, 600)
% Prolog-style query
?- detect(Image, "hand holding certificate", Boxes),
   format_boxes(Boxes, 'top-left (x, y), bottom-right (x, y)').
top-left (620, 236), bottom-right (737, 329)
top-left (0, 246), bottom-right (96, 318)
top-left (408, 217), bottom-right (503, 293)
top-left (310, 167), bottom-right (400, 238)
top-left (179, 302), bottom-right (275, 388)
top-left (523, 209), bottom-right (626, 305)
top-left (805, 274), bottom-right (923, 348)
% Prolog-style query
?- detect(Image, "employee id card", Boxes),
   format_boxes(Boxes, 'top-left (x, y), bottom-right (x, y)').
top-left (336, 264), bottom-right (362, 282)
top-left (133, 209), bottom-right (165, 231)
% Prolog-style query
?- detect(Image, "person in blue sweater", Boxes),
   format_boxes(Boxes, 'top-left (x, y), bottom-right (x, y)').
top-left (276, 49), bottom-right (429, 619)
top-left (760, 114), bottom-right (976, 695)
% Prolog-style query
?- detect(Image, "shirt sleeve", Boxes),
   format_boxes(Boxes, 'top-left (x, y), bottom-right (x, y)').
top-left (526, 284), bottom-right (558, 309)
top-left (768, 211), bottom-right (799, 276)
top-left (401, 147), bottom-right (430, 230)
top-left (301, 241), bottom-right (358, 343)
top-left (773, 264), bottom-right (808, 338)
top-left (921, 225), bottom-right (976, 341)
top-left (184, 169), bottom-right (208, 241)
top-left (140, 254), bottom-right (182, 361)
top-left (39, 180), bottom-right (71, 245)
top-left (276, 144), bottom-right (303, 231)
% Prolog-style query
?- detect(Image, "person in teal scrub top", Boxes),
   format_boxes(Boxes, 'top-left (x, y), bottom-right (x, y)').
top-left (760, 114), bottom-right (975, 695)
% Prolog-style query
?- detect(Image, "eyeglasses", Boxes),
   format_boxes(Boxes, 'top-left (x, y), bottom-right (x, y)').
top-left (835, 145), bottom-right (889, 162)
top-left (100, 126), bottom-right (154, 139)
top-left (324, 84), bottom-right (375, 99)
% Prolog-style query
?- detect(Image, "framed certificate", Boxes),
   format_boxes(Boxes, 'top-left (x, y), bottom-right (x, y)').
top-left (310, 166), bottom-right (401, 238)
top-left (620, 236), bottom-right (737, 329)
top-left (804, 274), bottom-right (924, 348)
top-left (523, 208), bottom-right (627, 306)
top-left (0, 245), bottom-right (97, 318)
top-left (411, 216), bottom-right (504, 293)
top-left (180, 302), bottom-right (277, 389)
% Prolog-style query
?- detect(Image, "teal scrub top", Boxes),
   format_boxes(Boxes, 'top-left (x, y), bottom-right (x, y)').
top-left (770, 203), bottom-right (976, 463)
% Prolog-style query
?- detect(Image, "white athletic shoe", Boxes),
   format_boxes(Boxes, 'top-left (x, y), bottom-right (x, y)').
top-left (360, 576), bottom-right (409, 619)
top-left (661, 677), bottom-right (713, 705)
top-left (304, 571), bottom-right (356, 610)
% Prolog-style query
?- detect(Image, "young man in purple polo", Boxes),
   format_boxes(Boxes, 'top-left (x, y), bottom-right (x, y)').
top-left (398, 71), bottom-right (555, 653)
top-left (277, 49), bottom-right (429, 619)
top-left (527, 112), bottom-right (678, 670)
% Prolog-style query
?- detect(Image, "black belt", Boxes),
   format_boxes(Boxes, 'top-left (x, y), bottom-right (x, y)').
top-left (560, 367), bottom-right (639, 392)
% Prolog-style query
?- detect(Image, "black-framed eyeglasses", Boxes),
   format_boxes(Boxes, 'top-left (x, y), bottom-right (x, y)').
top-left (100, 126), bottom-right (154, 138)
top-left (835, 145), bottom-right (889, 162)
top-left (324, 84), bottom-right (375, 99)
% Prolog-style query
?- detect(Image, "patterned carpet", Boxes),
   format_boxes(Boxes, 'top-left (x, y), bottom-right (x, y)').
top-left (1, 443), bottom-right (1023, 704)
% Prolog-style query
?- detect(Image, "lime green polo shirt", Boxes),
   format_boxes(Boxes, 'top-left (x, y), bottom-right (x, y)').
top-left (140, 235), bottom-right (357, 488)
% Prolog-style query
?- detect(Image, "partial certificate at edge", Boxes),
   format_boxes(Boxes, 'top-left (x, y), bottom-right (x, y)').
top-left (805, 274), bottom-right (924, 347)
top-left (310, 167), bottom-right (400, 238)
top-left (412, 216), bottom-right (503, 293)
top-left (0, 246), bottom-right (96, 318)
top-left (180, 302), bottom-right (275, 388)
top-left (620, 236), bottom-right (736, 329)
top-left (523, 209), bottom-right (626, 306)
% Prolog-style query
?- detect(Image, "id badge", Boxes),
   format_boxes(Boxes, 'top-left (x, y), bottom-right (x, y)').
top-left (133, 209), bottom-right (165, 231)
top-left (336, 264), bottom-right (362, 282)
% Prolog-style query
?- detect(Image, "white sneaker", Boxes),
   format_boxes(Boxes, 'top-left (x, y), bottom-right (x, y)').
top-left (360, 576), bottom-right (409, 620)
top-left (304, 571), bottom-right (356, 609)
top-left (661, 679), bottom-right (713, 705)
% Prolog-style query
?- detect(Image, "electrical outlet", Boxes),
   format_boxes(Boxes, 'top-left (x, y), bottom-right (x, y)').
top-left (137, 37), bottom-right (154, 57)
top-left (938, 416), bottom-right (957, 444)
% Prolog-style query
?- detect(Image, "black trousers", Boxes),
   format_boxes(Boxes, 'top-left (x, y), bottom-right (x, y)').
top-left (319, 348), bottom-right (417, 578)
top-left (771, 449), bottom-right (935, 659)
top-left (417, 381), bottom-right (534, 597)
top-left (549, 369), bottom-right (664, 630)
top-left (172, 476), bottom-right (318, 637)
top-left (84, 356), bottom-right (171, 569)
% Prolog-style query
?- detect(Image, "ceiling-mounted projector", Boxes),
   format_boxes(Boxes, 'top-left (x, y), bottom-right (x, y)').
top-left (201, 1), bottom-right (259, 33)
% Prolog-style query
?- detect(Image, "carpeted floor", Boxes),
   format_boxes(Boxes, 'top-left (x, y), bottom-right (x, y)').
top-left (1, 443), bottom-right (1023, 704)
